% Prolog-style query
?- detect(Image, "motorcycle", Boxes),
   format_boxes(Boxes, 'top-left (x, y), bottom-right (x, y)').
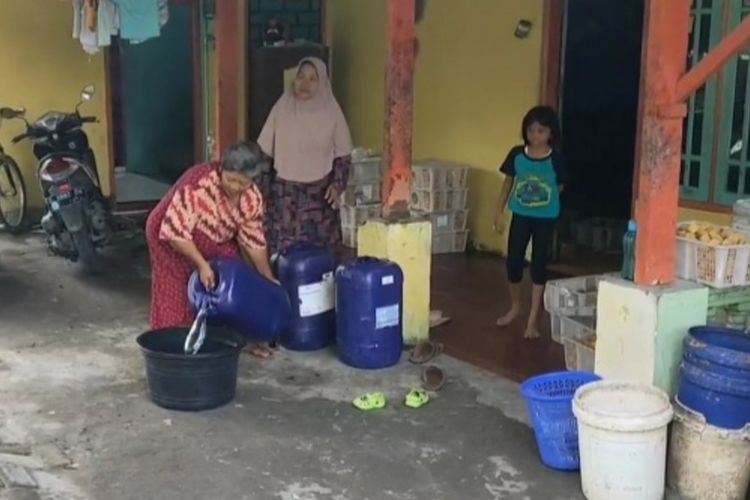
top-left (8, 85), bottom-right (109, 272)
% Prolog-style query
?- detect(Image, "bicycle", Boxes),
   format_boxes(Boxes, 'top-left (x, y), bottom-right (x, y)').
top-left (0, 107), bottom-right (27, 234)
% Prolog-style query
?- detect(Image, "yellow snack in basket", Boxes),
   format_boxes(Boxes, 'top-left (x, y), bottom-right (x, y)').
top-left (676, 222), bottom-right (749, 245)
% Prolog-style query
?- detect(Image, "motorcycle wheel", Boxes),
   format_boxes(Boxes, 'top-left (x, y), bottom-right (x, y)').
top-left (0, 155), bottom-right (27, 234)
top-left (71, 229), bottom-right (101, 274)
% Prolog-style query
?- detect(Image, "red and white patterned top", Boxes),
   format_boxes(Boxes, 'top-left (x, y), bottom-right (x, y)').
top-left (158, 168), bottom-right (266, 250)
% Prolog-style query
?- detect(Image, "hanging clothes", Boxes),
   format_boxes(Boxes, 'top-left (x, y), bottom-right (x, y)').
top-left (111, 0), bottom-right (160, 41)
top-left (158, 0), bottom-right (169, 28)
top-left (85, 0), bottom-right (98, 32)
top-left (97, 0), bottom-right (120, 48)
top-left (72, 0), bottom-right (99, 55)
top-left (129, 0), bottom-right (169, 45)
top-left (72, 0), bottom-right (165, 53)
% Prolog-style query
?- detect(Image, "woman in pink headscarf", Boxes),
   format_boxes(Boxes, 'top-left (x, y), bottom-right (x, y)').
top-left (257, 57), bottom-right (353, 253)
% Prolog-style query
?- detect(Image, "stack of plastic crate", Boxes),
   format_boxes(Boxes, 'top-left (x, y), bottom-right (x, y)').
top-left (409, 160), bottom-right (470, 254)
top-left (544, 274), bottom-right (615, 372)
top-left (340, 154), bottom-right (383, 248)
top-left (707, 287), bottom-right (750, 330)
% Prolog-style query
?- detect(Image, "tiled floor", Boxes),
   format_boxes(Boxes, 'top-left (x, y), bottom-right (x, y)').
top-left (431, 253), bottom-right (569, 382)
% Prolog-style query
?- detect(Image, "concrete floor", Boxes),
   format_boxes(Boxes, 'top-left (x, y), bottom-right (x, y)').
top-left (0, 232), bottom-right (585, 500)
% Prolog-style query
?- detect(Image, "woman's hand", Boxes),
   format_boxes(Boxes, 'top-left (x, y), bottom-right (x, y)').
top-left (494, 212), bottom-right (506, 235)
top-left (262, 269), bottom-right (281, 286)
top-left (198, 262), bottom-right (217, 290)
top-left (324, 185), bottom-right (340, 208)
top-left (240, 244), bottom-right (281, 286)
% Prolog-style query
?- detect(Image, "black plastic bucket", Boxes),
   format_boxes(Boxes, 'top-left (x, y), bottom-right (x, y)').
top-left (136, 327), bottom-right (246, 411)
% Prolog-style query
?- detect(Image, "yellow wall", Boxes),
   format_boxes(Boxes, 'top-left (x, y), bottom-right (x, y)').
top-left (327, 0), bottom-right (545, 253)
top-left (0, 0), bottom-right (111, 209)
top-left (678, 207), bottom-right (731, 226)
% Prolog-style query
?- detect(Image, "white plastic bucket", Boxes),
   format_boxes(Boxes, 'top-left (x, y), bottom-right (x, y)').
top-left (667, 397), bottom-right (750, 500)
top-left (572, 380), bottom-right (673, 500)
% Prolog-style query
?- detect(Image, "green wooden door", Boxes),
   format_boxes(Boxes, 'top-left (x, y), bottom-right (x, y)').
top-left (680, 0), bottom-right (724, 202)
top-left (715, 0), bottom-right (750, 205)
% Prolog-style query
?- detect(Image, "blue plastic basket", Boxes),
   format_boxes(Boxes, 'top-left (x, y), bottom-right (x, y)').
top-left (520, 371), bottom-right (601, 470)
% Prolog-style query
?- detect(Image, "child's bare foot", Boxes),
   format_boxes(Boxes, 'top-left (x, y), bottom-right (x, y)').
top-left (496, 306), bottom-right (520, 327)
top-left (523, 324), bottom-right (541, 339)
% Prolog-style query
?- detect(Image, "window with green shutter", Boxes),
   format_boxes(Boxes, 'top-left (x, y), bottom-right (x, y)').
top-left (680, 0), bottom-right (723, 202)
top-left (714, 0), bottom-right (750, 205)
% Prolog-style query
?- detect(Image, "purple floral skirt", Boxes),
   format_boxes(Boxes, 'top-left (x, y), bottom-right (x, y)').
top-left (262, 174), bottom-right (341, 254)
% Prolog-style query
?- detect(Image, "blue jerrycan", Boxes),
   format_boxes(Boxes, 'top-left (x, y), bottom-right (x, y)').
top-left (273, 243), bottom-right (336, 351)
top-left (188, 257), bottom-right (291, 343)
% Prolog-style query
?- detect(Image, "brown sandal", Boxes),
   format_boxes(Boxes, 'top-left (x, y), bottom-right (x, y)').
top-left (422, 365), bottom-right (446, 392)
top-left (408, 341), bottom-right (444, 364)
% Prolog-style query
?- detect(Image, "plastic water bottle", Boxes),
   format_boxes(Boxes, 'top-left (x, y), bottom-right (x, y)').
top-left (621, 220), bottom-right (637, 281)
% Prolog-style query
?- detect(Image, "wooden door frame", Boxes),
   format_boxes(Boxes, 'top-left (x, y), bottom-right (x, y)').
top-left (105, 0), bottom-right (203, 208)
top-left (540, 0), bottom-right (565, 108)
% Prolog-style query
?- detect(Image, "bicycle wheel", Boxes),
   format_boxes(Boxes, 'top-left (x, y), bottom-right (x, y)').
top-left (0, 155), bottom-right (27, 233)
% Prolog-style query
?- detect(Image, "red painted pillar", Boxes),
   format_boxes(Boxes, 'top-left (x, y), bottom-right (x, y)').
top-left (382, 0), bottom-right (416, 217)
top-left (632, 0), bottom-right (691, 285)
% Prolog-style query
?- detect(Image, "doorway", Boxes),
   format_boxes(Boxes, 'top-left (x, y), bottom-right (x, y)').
top-left (246, 1), bottom-right (326, 141)
top-left (108, 0), bottom-right (200, 205)
top-left (553, 0), bottom-right (645, 274)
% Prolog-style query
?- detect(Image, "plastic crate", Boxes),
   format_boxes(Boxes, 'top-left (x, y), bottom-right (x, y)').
top-left (412, 160), bottom-right (469, 190)
top-left (411, 188), bottom-right (468, 212)
top-left (676, 222), bottom-right (750, 288)
top-left (549, 314), bottom-right (595, 343)
top-left (411, 209), bottom-right (469, 234)
top-left (342, 182), bottom-right (380, 206)
top-left (707, 287), bottom-right (750, 330)
top-left (350, 157), bottom-right (382, 184)
top-left (734, 199), bottom-right (750, 218)
top-left (340, 203), bottom-right (382, 227)
top-left (562, 335), bottom-right (596, 372)
top-left (731, 214), bottom-right (750, 235)
top-left (432, 231), bottom-right (468, 254)
top-left (341, 226), bottom-right (357, 248)
top-left (572, 217), bottom-right (626, 252)
top-left (550, 314), bottom-right (563, 343)
top-left (544, 274), bottom-right (611, 317)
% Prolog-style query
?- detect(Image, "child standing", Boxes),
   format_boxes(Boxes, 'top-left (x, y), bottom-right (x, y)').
top-left (495, 106), bottom-right (568, 339)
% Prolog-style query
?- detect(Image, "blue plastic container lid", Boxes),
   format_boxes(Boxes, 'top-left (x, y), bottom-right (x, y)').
top-left (685, 326), bottom-right (750, 369)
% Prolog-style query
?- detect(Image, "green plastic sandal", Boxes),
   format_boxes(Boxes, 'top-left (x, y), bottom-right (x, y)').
top-left (353, 392), bottom-right (387, 411)
top-left (404, 389), bottom-right (430, 409)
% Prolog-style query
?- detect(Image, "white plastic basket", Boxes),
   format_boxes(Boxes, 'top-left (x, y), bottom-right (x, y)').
top-left (411, 209), bottom-right (469, 234)
top-left (341, 226), bottom-right (357, 248)
top-left (411, 189), bottom-right (468, 212)
top-left (431, 231), bottom-right (468, 254)
top-left (342, 182), bottom-right (380, 206)
top-left (676, 221), bottom-right (750, 288)
top-left (412, 160), bottom-right (469, 190)
top-left (340, 203), bottom-right (382, 227)
top-left (350, 157), bottom-right (382, 184)
top-left (562, 335), bottom-right (595, 372)
top-left (733, 199), bottom-right (750, 218)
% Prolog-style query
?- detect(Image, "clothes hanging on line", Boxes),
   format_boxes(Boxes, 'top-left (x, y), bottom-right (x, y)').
top-left (129, 0), bottom-right (170, 45)
top-left (71, 0), bottom-right (168, 54)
